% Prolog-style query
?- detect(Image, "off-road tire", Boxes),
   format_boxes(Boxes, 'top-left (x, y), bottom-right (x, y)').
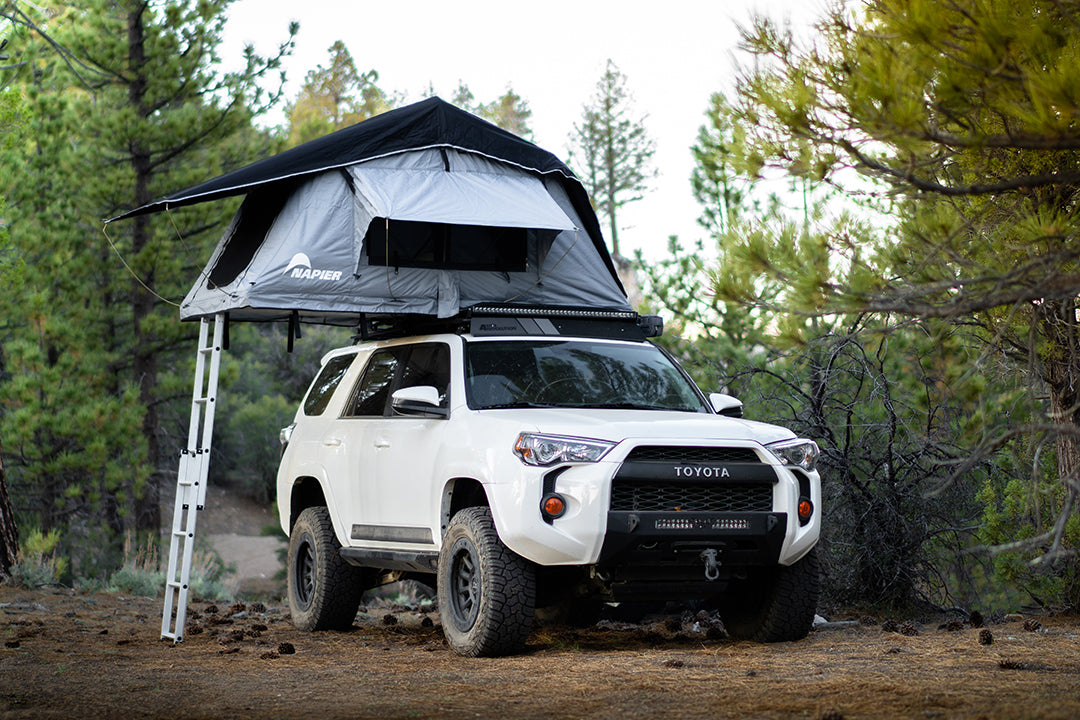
top-left (437, 506), bottom-right (536, 657)
top-left (287, 506), bottom-right (367, 631)
top-left (720, 545), bottom-right (820, 642)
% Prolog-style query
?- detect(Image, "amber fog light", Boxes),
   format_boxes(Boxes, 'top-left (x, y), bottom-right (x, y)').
top-left (798, 497), bottom-right (814, 525)
top-left (541, 493), bottom-right (567, 520)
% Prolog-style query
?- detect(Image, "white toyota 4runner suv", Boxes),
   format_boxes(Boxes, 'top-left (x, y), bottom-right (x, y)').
top-left (277, 309), bottom-right (821, 656)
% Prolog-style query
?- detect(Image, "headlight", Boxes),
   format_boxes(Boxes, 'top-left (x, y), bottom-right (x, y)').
top-left (766, 438), bottom-right (819, 472)
top-left (514, 433), bottom-right (615, 466)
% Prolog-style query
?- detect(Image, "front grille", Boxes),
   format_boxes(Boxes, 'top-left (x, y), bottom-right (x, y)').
top-left (624, 446), bottom-right (761, 464)
top-left (610, 482), bottom-right (772, 513)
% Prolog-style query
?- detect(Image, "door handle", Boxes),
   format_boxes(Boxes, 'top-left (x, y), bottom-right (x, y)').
top-left (323, 437), bottom-right (342, 447)
top-left (374, 438), bottom-right (391, 449)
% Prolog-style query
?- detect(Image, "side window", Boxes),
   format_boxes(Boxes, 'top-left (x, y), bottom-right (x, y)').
top-left (346, 350), bottom-right (401, 417)
top-left (398, 343), bottom-right (451, 407)
top-left (303, 354), bottom-right (356, 416)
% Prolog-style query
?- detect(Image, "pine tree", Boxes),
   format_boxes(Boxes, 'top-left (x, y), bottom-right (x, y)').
top-left (0, 63), bottom-right (16, 575)
top-left (691, 93), bottom-right (753, 238)
top-left (732, 0), bottom-right (1080, 591)
top-left (449, 82), bottom-right (533, 138)
top-left (568, 60), bottom-right (656, 259)
top-left (0, 0), bottom-right (294, 574)
top-left (286, 40), bottom-right (392, 146)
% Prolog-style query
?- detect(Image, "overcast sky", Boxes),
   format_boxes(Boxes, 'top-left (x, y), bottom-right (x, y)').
top-left (220, 0), bottom-right (827, 261)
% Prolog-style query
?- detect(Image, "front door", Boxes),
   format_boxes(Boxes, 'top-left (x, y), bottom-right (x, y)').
top-left (342, 342), bottom-right (451, 549)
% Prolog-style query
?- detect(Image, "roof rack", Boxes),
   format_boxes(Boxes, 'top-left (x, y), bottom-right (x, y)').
top-left (353, 305), bottom-right (663, 342)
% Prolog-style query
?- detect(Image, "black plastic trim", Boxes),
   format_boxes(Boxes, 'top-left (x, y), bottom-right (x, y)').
top-left (339, 547), bottom-right (438, 573)
top-left (350, 524), bottom-right (433, 544)
top-left (598, 511), bottom-right (787, 567)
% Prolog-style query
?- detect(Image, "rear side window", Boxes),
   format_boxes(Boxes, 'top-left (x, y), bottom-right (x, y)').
top-left (302, 354), bottom-right (356, 416)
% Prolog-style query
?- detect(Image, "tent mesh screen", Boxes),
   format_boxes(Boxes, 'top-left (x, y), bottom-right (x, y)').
top-left (363, 218), bottom-right (528, 272)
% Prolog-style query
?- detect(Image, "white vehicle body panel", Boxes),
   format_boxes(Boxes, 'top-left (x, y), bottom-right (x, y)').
top-left (277, 332), bottom-right (821, 571)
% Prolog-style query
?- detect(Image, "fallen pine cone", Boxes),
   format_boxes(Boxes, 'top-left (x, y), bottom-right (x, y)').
top-left (978, 628), bottom-right (993, 646)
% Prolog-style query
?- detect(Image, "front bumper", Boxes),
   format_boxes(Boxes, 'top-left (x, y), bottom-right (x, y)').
top-left (486, 439), bottom-right (820, 570)
top-left (600, 510), bottom-right (787, 566)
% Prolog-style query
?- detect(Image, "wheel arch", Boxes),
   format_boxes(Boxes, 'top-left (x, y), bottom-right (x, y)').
top-left (288, 476), bottom-right (328, 532)
top-left (440, 477), bottom-right (489, 539)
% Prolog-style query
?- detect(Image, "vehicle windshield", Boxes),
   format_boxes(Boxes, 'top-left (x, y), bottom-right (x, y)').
top-left (465, 339), bottom-right (707, 412)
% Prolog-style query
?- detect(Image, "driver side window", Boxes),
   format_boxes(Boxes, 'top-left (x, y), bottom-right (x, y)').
top-left (343, 343), bottom-right (450, 417)
top-left (397, 343), bottom-right (450, 408)
top-left (345, 350), bottom-right (401, 417)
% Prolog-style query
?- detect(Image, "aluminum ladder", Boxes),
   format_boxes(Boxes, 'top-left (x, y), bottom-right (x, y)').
top-left (161, 314), bottom-right (224, 642)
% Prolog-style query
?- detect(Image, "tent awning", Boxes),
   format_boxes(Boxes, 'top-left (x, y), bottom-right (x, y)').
top-left (350, 165), bottom-right (577, 231)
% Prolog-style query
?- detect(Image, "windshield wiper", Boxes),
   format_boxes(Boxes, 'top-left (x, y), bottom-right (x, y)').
top-left (589, 402), bottom-right (683, 411)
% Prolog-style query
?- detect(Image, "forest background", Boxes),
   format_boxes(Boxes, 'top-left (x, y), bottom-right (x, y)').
top-left (1, 0), bottom-right (1078, 615)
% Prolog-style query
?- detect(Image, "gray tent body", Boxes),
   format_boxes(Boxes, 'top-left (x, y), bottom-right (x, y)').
top-left (182, 147), bottom-right (629, 323)
top-left (110, 97), bottom-right (632, 325)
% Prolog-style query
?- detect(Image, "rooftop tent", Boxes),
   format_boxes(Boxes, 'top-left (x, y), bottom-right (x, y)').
top-left (110, 97), bottom-right (630, 323)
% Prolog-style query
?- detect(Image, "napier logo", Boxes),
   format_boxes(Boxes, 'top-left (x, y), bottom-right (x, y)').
top-left (674, 465), bottom-right (731, 479)
top-left (284, 252), bottom-right (343, 281)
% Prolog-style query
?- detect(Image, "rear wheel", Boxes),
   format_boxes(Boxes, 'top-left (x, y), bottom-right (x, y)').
top-left (720, 546), bottom-right (820, 642)
top-left (438, 507), bottom-right (536, 657)
top-left (287, 506), bottom-right (367, 631)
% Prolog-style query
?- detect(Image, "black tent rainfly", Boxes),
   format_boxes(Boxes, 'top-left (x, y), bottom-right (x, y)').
top-left (108, 97), bottom-right (631, 326)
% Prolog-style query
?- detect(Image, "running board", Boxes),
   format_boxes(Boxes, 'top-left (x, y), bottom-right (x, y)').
top-left (339, 547), bottom-right (438, 573)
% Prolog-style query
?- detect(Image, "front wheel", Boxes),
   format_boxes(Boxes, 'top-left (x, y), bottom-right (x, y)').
top-left (437, 507), bottom-right (536, 657)
top-left (720, 545), bottom-right (820, 642)
top-left (287, 506), bottom-right (368, 631)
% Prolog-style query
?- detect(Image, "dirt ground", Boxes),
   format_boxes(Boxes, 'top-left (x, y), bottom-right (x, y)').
top-left (2, 583), bottom-right (1079, 720)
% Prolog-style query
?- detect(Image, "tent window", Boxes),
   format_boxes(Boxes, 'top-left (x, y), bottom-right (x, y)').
top-left (207, 184), bottom-right (293, 288)
top-left (363, 218), bottom-right (527, 272)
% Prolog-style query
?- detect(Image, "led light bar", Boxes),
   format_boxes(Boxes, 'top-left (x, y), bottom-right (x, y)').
top-left (469, 304), bottom-right (639, 321)
top-left (654, 518), bottom-right (751, 531)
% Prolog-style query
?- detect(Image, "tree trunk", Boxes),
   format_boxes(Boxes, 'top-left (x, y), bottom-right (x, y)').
top-left (127, 6), bottom-right (161, 534)
top-left (0, 433), bottom-right (19, 577)
top-left (1039, 299), bottom-right (1080, 555)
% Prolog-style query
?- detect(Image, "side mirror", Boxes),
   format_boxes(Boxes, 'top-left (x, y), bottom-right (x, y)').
top-left (709, 392), bottom-right (743, 418)
top-left (392, 386), bottom-right (448, 418)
